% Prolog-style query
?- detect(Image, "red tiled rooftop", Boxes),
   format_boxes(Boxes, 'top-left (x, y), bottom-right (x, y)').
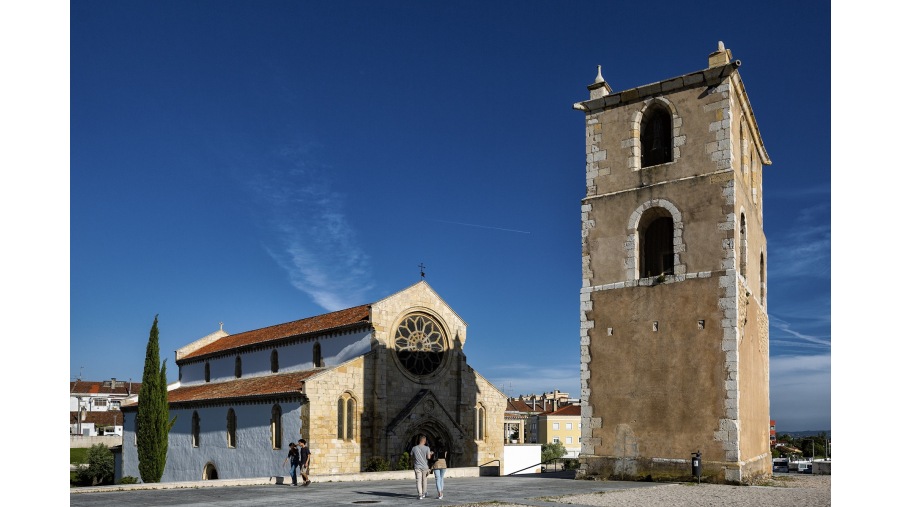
top-left (547, 404), bottom-right (581, 417)
top-left (507, 399), bottom-right (541, 412)
top-left (70, 380), bottom-right (141, 396)
top-left (150, 370), bottom-right (319, 406)
top-left (70, 410), bottom-right (125, 426)
top-left (180, 304), bottom-right (372, 361)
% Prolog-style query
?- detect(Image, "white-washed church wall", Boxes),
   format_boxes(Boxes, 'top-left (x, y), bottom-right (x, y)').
top-left (177, 330), bottom-right (371, 385)
top-left (121, 402), bottom-right (303, 482)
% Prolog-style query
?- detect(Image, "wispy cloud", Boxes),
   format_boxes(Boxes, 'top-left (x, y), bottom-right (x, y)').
top-left (249, 143), bottom-right (373, 311)
top-left (428, 219), bottom-right (531, 234)
top-left (768, 202), bottom-right (831, 280)
top-left (768, 315), bottom-right (830, 351)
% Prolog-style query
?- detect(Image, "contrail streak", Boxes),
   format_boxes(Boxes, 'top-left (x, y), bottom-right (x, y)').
top-left (430, 219), bottom-right (531, 234)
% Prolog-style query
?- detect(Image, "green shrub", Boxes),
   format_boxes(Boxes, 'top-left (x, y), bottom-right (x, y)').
top-left (76, 444), bottom-right (114, 486)
top-left (396, 452), bottom-right (411, 470)
top-left (541, 442), bottom-right (566, 463)
top-left (119, 476), bottom-right (139, 484)
top-left (363, 457), bottom-right (390, 472)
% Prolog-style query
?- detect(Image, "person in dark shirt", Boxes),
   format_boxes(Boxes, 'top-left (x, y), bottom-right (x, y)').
top-left (282, 442), bottom-right (300, 486)
top-left (431, 443), bottom-right (449, 500)
top-left (298, 439), bottom-right (313, 486)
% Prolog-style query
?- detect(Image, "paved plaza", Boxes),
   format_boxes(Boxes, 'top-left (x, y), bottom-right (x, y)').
top-left (70, 471), bottom-right (661, 507)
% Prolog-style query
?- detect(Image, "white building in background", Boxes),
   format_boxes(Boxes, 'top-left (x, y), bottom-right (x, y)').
top-left (70, 378), bottom-right (140, 436)
top-left (70, 378), bottom-right (141, 412)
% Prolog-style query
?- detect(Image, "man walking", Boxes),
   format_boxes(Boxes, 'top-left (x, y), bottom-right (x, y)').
top-left (411, 435), bottom-right (432, 499)
top-left (298, 439), bottom-right (313, 486)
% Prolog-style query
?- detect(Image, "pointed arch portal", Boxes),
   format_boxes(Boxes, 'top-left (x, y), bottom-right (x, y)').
top-left (403, 420), bottom-right (454, 458)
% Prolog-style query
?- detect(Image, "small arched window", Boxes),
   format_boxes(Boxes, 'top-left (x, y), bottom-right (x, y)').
top-left (204, 362), bottom-right (210, 383)
top-left (475, 404), bottom-right (486, 441)
top-left (271, 404), bottom-right (282, 449)
top-left (760, 252), bottom-right (766, 306)
top-left (192, 411), bottom-right (200, 447)
top-left (336, 392), bottom-right (357, 441)
top-left (234, 356), bottom-right (242, 378)
top-left (337, 398), bottom-right (345, 438)
top-left (740, 120), bottom-right (748, 175)
top-left (271, 350), bottom-right (279, 373)
top-left (346, 398), bottom-right (355, 440)
top-left (739, 213), bottom-right (747, 279)
top-left (227, 408), bottom-right (237, 448)
top-left (750, 149), bottom-right (757, 201)
top-left (313, 342), bottom-right (323, 368)
top-left (639, 209), bottom-right (674, 278)
top-left (641, 104), bottom-right (672, 167)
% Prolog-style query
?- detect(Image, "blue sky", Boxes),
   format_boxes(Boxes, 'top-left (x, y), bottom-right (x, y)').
top-left (60, 1), bottom-right (833, 431)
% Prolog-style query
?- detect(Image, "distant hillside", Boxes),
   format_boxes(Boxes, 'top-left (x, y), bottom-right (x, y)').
top-left (778, 430), bottom-right (830, 438)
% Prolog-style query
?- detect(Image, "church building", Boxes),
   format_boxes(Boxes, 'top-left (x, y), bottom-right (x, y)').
top-left (120, 281), bottom-right (507, 482)
top-left (572, 42), bottom-right (772, 484)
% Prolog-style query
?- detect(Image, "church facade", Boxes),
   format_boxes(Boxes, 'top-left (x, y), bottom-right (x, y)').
top-left (572, 43), bottom-right (772, 484)
top-left (120, 281), bottom-right (506, 482)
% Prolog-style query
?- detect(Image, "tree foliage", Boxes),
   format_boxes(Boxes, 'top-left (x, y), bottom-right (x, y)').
top-left (136, 315), bottom-right (175, 483)
top-left (363, 456), bottom-right (391, 472)
top-left (772, 431), bottom-right (831, 460)
top-left (77, 444), bottom-right (114, 485)
top-left (397, 451), bottom-right (412, 470)
top-left (541, 441), bottom-right (567, 463)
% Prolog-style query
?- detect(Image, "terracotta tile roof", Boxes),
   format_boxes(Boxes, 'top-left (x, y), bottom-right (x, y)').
top-left (70, 380), bottom-right (141, 396)
top-left (70, 410), bottom-right (124, 426)
top-left (547, 404), bottom-right (581, 417)
top-left (127, 370), bottom-right (319, 407)
top-left (179, 304), bottom-right (372, 361)
top-left (506, 399), bottom-right (544, 413)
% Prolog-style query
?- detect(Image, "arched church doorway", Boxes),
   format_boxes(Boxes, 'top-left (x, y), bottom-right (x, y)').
top-left (202, 462), bottom-right (218, 480)
top-left (404, 421), bottom-right (453, 459)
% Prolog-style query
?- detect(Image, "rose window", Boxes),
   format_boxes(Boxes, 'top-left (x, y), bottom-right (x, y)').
top-left (394, 314), bottom-right (446, 376)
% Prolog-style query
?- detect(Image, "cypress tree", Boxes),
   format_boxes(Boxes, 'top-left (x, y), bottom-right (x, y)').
top-left (136, 315), bottom-right (173, 482)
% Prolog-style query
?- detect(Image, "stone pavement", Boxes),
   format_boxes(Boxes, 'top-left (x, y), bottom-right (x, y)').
top-left (69, 471), bottom-right (663, 507)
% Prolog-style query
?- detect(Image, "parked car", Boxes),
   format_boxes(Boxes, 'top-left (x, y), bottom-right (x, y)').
top-left (772, 458), bottom-right (789, 473)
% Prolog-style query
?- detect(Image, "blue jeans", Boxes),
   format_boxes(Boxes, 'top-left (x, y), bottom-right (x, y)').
top-left (290, 463), bottom-right (298, 485)
top-left (434, 468), bottom-right (446, 493)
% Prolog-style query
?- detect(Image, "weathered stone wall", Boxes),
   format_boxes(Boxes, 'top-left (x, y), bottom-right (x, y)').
top-left (577, 50), bottom-right (771, 484)
top-left (299, 282), bottom-right (506, 473)
top-left (303, 355), bottom-right (366, 475)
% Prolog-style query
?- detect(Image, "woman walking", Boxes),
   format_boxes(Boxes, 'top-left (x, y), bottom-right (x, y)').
top-left (431, 443), bottom-right (449, 500)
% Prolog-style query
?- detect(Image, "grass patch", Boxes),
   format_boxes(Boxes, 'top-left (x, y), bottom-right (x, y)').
top-left (71, 448), bottom-right (89, 464)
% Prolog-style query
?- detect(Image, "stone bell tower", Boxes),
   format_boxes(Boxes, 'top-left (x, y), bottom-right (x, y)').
top-left (572, 42), bottom-right (772, 484)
